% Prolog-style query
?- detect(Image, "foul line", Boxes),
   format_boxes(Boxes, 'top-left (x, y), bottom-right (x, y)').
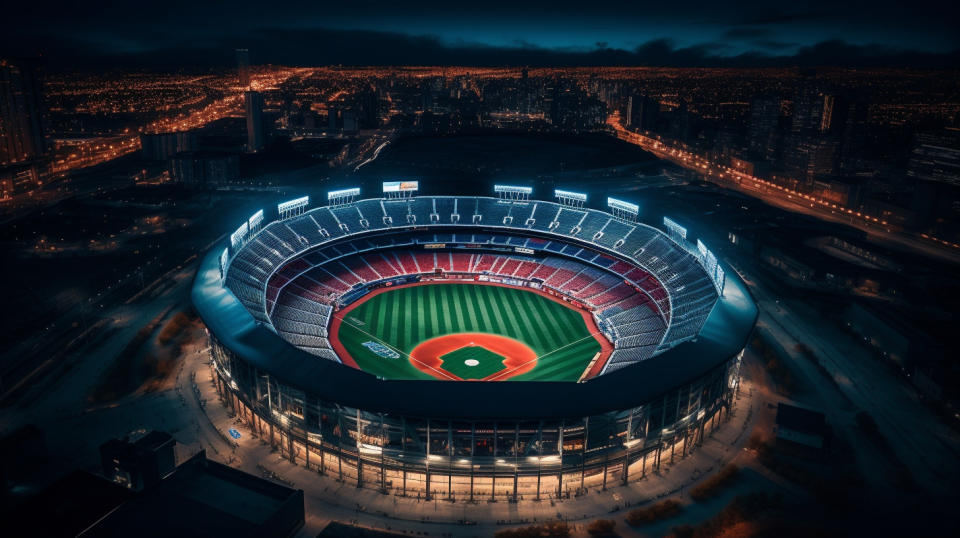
top-left (485, 330), bottom-right (606, 382)
top-left (330, 311), bottom-right (460, 381)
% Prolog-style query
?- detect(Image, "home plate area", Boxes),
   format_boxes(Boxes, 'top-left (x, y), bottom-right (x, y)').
top-left (439, 344), bottom-right (508, 380)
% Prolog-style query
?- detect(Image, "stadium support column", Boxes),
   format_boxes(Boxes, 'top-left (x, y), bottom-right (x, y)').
top-left (491, 423), bottom-right (498, 502)
top-left (469, 424), bottom-right (475, 502)
top-left (425, 420), bottom-right (431, 501)
top-left (535, 421), bottom-right (543, 500)
top-left (513, 426), bottom-right (519, 502)
top-left (580, 417), bottom-right (589, 494)
top-left (356, 409), bottom-right (364, 488)
top-left (602, 454), bottom-right (608, 490)
top-left (401, 417), bottom-right (407, 497)
top-left (447, 422), bottom-right (453, 501)
top-left (642, 414), bottom-right (650, 477)
top-left (266, 378), bottom-right (276, 449)
top-left (557, 423), bottom-right (564, 498)
top-left (337, 411), bottom-right (344, 482)
top-left (623, 412), bottom-right (634, 485)
top-left (380, 415), bottom-right (386, 494)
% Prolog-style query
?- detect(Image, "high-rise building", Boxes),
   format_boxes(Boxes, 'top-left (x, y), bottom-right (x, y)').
top-left (139, 131), bottom-right (197, 160)
top-left (747, 95), bottom-right (781, 159)
top-left (626, 94), bottom-right (659, 131)
top-left (236, 48), bottom-right (250, 88)
top-left (244, 90), bottom-right (265, 153)
top-left (0, 60), bottom-right (46, 166)
top-left (171, 151), bottom-right (240, 187)
top-left (791, 89), bottom-right (836, 136)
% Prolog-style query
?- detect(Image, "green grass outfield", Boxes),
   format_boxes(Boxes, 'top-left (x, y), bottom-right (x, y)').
top-left (335, 283), bottom-right (602, 381)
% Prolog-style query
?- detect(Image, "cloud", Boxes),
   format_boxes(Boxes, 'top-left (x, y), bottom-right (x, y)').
top-left (3, 27), bottom-right (958, 70)
top-left (752, 40), bottom-right (797, 51)
top-left (722, 27), bottom-right (773, 40)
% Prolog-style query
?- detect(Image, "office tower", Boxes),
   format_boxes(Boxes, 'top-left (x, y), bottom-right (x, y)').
top-left (748, 95), bottom-right (781, 159)
top-left (244, 90), bottom-right (265, 153)
top-left (626, 94), bottom-right (659, 131)
top-left (0, 60), bottom-right (46, 165)
top-left (791, 88), bottom-right (836, 136)
top-left (236, 48), bottom-right (250, 88)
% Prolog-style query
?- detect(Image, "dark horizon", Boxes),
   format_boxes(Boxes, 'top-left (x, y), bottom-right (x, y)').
top-left (3, 0), bottom-right (960, 69)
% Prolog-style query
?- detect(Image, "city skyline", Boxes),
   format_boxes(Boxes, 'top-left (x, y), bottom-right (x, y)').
top-left (1, 4), bottom-right (958, 537)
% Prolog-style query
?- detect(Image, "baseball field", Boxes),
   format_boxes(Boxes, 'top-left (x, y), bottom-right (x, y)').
top-left (330, 282), bottom-right (607, 381)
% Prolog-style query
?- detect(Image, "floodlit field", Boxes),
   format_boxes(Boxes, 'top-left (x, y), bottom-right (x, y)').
top-left (333, 283), bottom-right (603, 381)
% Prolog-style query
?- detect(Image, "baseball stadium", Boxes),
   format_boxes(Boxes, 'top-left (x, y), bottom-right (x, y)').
top-left (192, 183), bottom-right (757, 499)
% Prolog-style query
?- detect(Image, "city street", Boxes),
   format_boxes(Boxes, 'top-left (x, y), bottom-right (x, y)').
top-left (735, 264), bottom-right (960, 496)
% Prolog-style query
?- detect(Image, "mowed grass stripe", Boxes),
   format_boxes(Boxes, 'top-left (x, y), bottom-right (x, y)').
top-left (474, 285), bottom-right (495, 331)
top-left (461, 283), bottom-right (480, 327)
top-left (535, 340), bottom-right (599, 375)
top-left (514, 289), bottom-right (556, 354)
top-left (499, 286), bottom-right (547, 353)
top-left (481, 286), bottom-right (509, 335)
top-left (414, 288), bottom-right (431, 349)
top-left (441, 285), bottom-right (456, 334)
top-left (452, 285), bottom-right (467, 329)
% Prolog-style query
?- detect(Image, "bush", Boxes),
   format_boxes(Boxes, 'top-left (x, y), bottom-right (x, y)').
top-left (625, 499), bottom-right (683, 526)
top-left (494, 521), bottom-right (570, 538)
top-left (689, 464), bottom-right (740, 501)
top-left (587, 518), bottom-right (616, 536)
top-left (158, 311), bottom-right (192, 345)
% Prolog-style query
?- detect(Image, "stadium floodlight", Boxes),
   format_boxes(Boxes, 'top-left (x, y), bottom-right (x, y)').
top-left (248, 209), bottom-right (264, 232)
top-left (494, 185), bottom-right (532, 201)
top-left (278, 196), bottom-right (309, 219)
top-left (230, 221), bottom-right (249, 250)
top-left (714, 265), bottom-right (726, 294)
top-left (697, 239), bottom-right (709, 258)
top-left (219, 247), bottom-right (229, 282)
top-left (608, 198), bottom-right (639, 214)
top-left (328, 188), bottom-right (360, 199)
top-left (696, 239), bottom-right (718, 282)
top-left (663, 217), bottom-right (687, 241)
top-left (554, 189), bottom-right (587, 202)
top-left (383, 181), bottom-right (419, 199)
top-left (608, 197), bottom-right (639, 222)
top-left (328, 188), bottom-right (360, 207)
top-left (494, 185), bottom-right (533, 194)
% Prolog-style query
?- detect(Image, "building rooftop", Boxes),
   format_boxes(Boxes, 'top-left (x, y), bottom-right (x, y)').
top-left (87, 451), bottom-right (303, 537)
top-left (776, 403), bottom-right (827, 437)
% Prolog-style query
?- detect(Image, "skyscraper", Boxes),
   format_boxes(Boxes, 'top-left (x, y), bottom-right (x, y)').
top-left (236, 48), bottom-right (250, 88)
top-left (747, 95), bottom-right (781, 160)
top-left (626, 94), bottom-right (659, 131)
top-left (244, 90), bottom-right (265, 153)
top-left (0, 60), bottom-right (46, 166)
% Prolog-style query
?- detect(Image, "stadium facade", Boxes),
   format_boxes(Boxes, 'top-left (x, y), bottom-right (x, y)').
top-left (192, 187), bottom-right (757, 499)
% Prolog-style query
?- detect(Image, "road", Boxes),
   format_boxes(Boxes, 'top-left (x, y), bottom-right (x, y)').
top-left (606, 115), bottom-right (960, 265)
top-left (735, 263), bottom-right (960, 496)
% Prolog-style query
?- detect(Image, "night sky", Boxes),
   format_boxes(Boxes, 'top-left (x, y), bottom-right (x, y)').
top-left (3, 0), bottom-right (959, 68)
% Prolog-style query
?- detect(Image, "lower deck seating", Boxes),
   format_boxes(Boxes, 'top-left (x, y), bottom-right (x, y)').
top-left (268, 248), bottom-right (679, 370)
